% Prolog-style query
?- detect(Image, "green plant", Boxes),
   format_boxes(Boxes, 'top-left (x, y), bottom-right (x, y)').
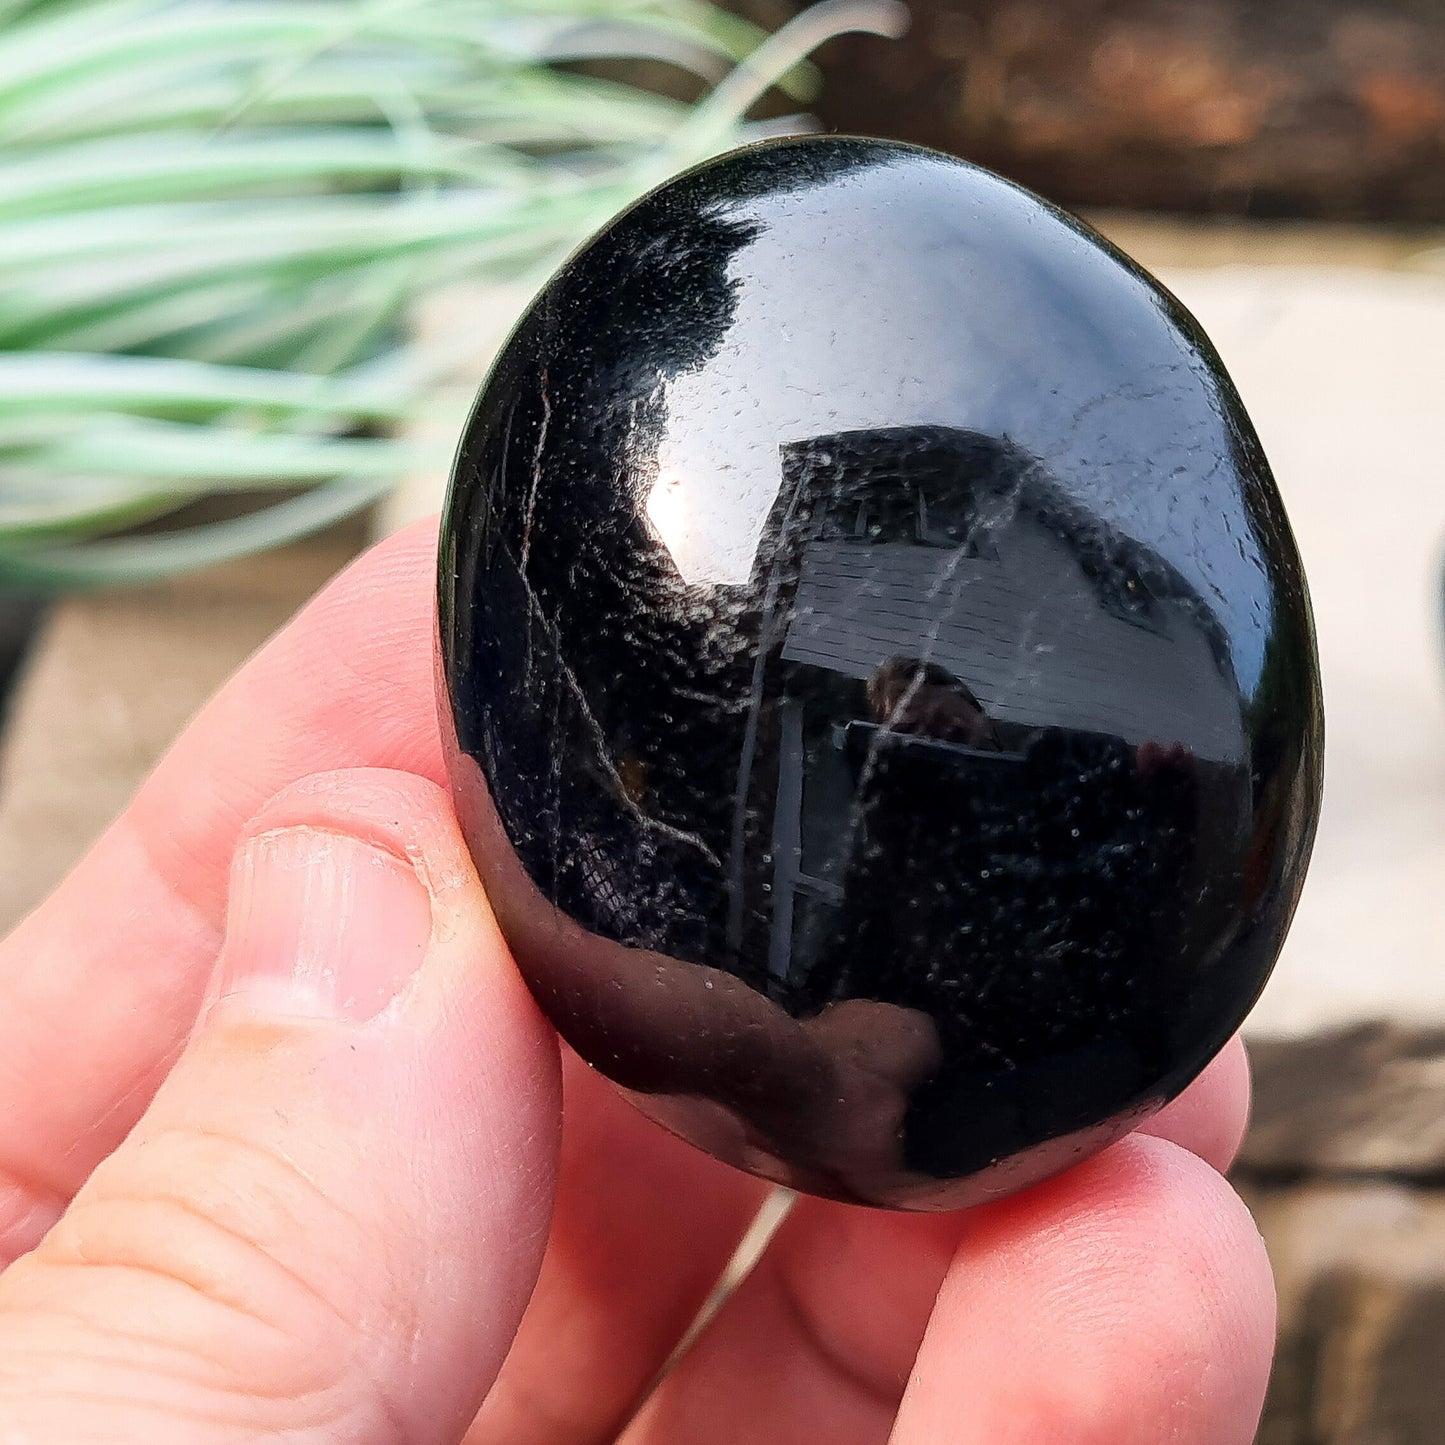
top-left (0, 0), bottom-right (903, 585)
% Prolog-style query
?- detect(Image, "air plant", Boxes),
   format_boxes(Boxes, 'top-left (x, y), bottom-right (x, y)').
top-left (0, 0), bottom-right (904, 584)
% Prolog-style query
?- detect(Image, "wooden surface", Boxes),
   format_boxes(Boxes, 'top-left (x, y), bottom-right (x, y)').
top-left (740, 0), bottom-right (1445, 220)
top-left (0, 523), bottom-right (364, 932)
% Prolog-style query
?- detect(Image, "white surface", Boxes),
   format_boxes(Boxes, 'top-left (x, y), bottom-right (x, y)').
top-left (1159, 265), bottom-right (1445, 1038)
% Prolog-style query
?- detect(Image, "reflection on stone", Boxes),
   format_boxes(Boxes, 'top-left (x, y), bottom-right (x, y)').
top-left (865, 658), bottom-right (1003, 751)
top-left (438, 136), bottom-right (1323, 1209)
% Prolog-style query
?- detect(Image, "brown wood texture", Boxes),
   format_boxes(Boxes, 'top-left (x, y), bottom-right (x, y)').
top-left (739, 0), bottom-right (1445, 219)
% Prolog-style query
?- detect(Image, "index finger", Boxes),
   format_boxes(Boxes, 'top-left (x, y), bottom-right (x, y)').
top-left (892, 1135), bottom-right (1274, 1445)
top-left (0, 521), bottom-right (447, 1239)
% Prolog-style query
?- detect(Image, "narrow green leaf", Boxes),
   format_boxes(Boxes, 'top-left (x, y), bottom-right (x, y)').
top-left (0, 129), bottom-right (537, 217)
top-left (0, 479), bottom-right (392, 585)
top-left (0, 481), bottom-right (186, 540)
top-left (7, 414), bottom-right (445, 482)
top-left (0, 352), bottom-right (424, 421)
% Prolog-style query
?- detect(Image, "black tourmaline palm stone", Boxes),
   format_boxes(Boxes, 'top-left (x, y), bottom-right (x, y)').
top-left (438, 137), bottom-right (1323, 1209)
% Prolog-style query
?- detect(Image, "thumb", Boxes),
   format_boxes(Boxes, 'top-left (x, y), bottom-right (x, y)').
top-left (0, 769), bottom-right (561, 1444)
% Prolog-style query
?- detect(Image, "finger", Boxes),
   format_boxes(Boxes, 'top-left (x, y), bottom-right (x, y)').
top-left (466, 1053), bottom-right (768, 1445)
top-left (621, 1042), bottom-right (1256, 1445)
top-left (622, 1196), bottom-right (966, 1445)
top-left (892, 1136), bottom-right (1274, 1445)
top-left (0, 520), bottom-right (789, 1431)
top-left (1137, 1034), bottom-right (1251, 1173)
top-left (0, 522), bottom-right (445, 1259)
top-left (0, 769), bottom-right (560, 1445)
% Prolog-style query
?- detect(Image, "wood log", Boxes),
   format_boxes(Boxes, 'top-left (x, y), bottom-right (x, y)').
top-left (737, 0), bottom-right (1445, 219)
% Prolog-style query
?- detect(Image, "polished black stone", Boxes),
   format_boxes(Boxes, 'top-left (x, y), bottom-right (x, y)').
top-left (437, 136), bottom-right (1323, 1209)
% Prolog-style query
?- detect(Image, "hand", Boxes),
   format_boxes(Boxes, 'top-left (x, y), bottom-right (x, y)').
top-left (0, 523), bottom-right (1273, 1443)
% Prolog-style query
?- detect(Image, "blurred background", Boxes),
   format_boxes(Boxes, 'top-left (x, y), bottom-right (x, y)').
top-left (0, 3), bottom-right (1442, 1439)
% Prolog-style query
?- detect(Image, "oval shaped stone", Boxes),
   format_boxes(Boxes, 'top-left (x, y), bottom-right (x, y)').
top-left (438, 137), bottom-right (1323, 1209)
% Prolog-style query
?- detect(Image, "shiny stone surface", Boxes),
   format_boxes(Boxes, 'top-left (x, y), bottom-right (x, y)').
top-left (438, 137), bottom-right (1323, 1208)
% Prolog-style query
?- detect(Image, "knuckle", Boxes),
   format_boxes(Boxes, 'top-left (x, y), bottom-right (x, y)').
top-left (14, 1121), bottom-right (407, 1429)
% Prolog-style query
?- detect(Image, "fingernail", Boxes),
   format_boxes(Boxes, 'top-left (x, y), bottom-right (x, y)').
top-left (216, 829), bottom-right (432, 1022)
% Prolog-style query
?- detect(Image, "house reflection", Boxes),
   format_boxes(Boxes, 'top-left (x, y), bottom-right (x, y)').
top-left (720, 426), bottom-right (1250, 1161)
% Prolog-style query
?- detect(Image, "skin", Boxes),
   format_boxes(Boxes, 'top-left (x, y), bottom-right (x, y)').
top-left (0, 521), bottom-right (1273, 1443)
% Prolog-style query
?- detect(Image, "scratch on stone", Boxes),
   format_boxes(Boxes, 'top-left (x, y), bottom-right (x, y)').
top-left (520, 368), bottom-right (550, 575)
top-left (509, 541), bottom-right (722, 869)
